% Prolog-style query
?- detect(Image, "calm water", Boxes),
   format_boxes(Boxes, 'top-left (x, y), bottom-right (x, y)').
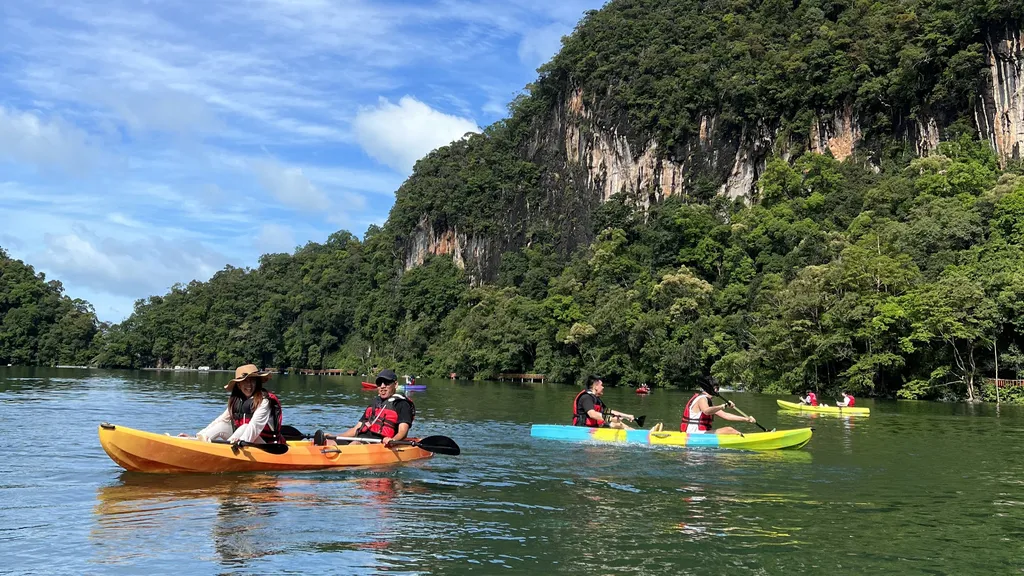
top-left (1, 367), bottom-right (1022, 575)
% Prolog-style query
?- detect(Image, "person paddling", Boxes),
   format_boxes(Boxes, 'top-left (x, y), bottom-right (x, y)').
top-left (191, 364), bottom-right (285, 445)
top-left (680, 382), bottom-right (755, 435)
top-left (799, 390), bottom-right (818, 406)
top-left (835, 392), bottom-right (855, 407)
top-left (331, 369), bottom-right (415, 447)
top-left (572, 376), bottom-right (636, 429)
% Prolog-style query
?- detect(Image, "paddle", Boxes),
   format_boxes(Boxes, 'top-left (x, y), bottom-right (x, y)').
top-left (351, 435), bottom-right (462, 456)
top-left (698, 379), bottom-right (773, 433)
top-left (279, 425), bottom-right (461, 456)
top-left (601, 410), bottom-right (645, 428)
top-left (212, 438), bottom-right (289, 455)
top-left (281, 424), bottom-right (309, 441)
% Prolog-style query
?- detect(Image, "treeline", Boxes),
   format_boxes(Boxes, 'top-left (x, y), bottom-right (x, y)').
top-left (0, 249), bottom-right (101, 366)
top-left (6, 142), bottom-right (1024, 402)
top-left (10, 137), bottom-right (1018, 403)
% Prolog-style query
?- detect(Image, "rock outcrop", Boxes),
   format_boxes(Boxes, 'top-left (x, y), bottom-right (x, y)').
top-left (977, 25), bottom-right (1024, 165)
top-left (403, 23), bottom-right (1024, 282)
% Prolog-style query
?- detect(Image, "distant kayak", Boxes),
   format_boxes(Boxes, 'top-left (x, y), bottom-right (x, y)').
top-left (98, 423), bottom-right (433, 474)
top-left (635, 388), bottom-right (651, 395)
top-left (361, 381), bottom-right (425, 391)
top-left (777, 399), bottom-right (870, 415)
top-left (530, 425), bottom-right (812, 451)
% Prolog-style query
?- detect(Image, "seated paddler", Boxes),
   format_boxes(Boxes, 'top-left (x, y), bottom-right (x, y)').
top-left (572, 375), bottom-right (635, 429)
top-left (332, 368), bottom-right (415, 447)
top-left (192, 364), bottom-right (285, 444)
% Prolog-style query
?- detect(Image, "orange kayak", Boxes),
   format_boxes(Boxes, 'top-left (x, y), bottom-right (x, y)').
top-left (98, 423), bottom-right (433, 474)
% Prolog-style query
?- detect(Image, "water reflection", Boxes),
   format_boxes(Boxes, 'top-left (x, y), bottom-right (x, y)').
top-left (92, 473), bottom-right (322, 569)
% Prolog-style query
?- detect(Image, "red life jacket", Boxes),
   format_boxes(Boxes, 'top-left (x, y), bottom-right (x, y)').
top-left (572, 390), bottom-right (606, 427)
top-left (680, 392), bottom-right (714, 432)
top-left (807, 392), bottom-right (818, 406)
top-left (230, 390), bottom-right (284, 444)
top-left (845, 395), bottom-right (855, 406)
top-left (358, 395), bottom-right (415, 438)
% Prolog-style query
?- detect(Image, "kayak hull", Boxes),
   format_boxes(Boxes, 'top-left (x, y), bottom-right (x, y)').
top-left (530, 425), bottom-right (812, 451)
top-left (98, 423), bottom-right (433, 474)
top-left (777, 399), bottom-right (870, 415)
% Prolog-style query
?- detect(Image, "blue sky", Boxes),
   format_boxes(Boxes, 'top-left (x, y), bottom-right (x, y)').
top-left (0, 0), bottom-right (605, 322)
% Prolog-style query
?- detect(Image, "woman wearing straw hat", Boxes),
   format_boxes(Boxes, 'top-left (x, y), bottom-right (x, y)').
top-left (193, 364), bottom-right (285, 444)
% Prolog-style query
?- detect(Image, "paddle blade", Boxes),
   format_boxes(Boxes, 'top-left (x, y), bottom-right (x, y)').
top-left (413, 435), bottom-right (461, 456)
top-left (280, 425), bottom-right (307, 441)
top-left (635, 415), bottom-right (646, 428)
top-left (245, 441), bottom-right (289, 454)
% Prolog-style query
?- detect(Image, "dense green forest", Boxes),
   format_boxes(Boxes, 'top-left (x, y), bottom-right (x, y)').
top-left (0, 249), bottom-right (102, 366)
top-left (3, 0), bottom-right (1024, 403)
top-left (8, 138), bottom-right (1024, 403)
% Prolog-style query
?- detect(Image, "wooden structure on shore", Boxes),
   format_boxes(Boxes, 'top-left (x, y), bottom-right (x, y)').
top-left (298, 368), bottom-right (357, 376)
top-left (988, 378), bottom-right (1024, 388)
top-left (497, 373), bottom-right (546, 383)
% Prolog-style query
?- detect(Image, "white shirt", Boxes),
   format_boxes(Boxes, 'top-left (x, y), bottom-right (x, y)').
top-left (197, 397), bottom-right (272, 443)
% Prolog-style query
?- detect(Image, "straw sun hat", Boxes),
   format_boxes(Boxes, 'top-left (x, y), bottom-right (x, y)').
top-left (224, 364), bottom-right (272, 390)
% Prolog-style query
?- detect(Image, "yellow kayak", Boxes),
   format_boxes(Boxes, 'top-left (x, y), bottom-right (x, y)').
top-left (777, 399), bottom-right (870, 415)
top-left (98, 423), bottom-right (433, 474)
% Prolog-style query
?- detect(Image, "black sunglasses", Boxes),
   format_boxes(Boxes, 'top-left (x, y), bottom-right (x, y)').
top-left (377, 380), bottom-right (396, 387)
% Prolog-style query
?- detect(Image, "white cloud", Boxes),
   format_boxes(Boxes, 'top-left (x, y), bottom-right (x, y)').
top-left (96, 86), bottom-right (223, 136)
top-left (107, 213), bottom-right (145, 228)
top-left (252, 158), bottom-right (331, 211)
top-left (0, 106), bottom-right (100, 173)
top-left (518, 23), bottom-right (569, 68)
top-left (32, 227), bottom-right (227, 298)
top-left (353, 96), bottom-right (479, 173)
top-left (257, 223), bottom-right (297, 254)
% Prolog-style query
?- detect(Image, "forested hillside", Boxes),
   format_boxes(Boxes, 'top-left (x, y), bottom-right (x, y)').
top-left (0, 249), bottom-right (101, 366)
top-left (4, 0), bottom-right (1024, 403)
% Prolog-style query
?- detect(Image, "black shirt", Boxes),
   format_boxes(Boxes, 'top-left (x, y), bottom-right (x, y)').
top-left (576, 392), bottom-right (606, 421)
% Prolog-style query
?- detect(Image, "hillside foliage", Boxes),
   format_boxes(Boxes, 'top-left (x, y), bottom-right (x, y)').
top-left (3, 0), bottom-right (1024, 403)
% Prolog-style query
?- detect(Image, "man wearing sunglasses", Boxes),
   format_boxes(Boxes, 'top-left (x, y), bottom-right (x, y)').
top-left (335, 369), bottom-right (415, 447)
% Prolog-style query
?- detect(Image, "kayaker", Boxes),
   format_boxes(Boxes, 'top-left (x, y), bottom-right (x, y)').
top-left (572, 376), bottom-right (635, 429)
top-left (836, 392), bottom-right (855, 407)
top-left (192, 364), bottom-right (285, 444)
top-left (332, 368), bottom-right (415, 447)
top-left (680, 384), bottom-right (755, 435)
top-left (799, 390), bottom-right (819, 406)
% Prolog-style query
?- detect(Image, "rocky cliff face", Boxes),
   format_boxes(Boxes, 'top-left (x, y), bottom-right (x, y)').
top-left (404, 23), bottom-right (1024, 282)
top-left (403, 216), bottom-right (495, 282)
top-left (978, 25), bottom-right (1024, 165)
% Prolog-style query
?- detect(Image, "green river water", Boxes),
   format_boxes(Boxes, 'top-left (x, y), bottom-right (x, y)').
top-left (2, 367), bottom-right (1022, 575)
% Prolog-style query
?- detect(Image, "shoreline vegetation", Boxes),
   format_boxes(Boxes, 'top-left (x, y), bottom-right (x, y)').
top-left (3, 2), bottom-right (1024, 404)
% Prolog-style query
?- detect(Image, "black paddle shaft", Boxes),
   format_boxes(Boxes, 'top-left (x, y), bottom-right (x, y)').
top-left (279, 426), bottom-right (461, 456)
top-left (211, 438), bottom-right (289, 454)
top-left (698, 380), bottom-right (770, 432)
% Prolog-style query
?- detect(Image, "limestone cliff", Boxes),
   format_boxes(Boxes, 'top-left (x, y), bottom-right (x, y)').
top-left (978, 26), bottom-right (1024, 165)
top-left (402, 19), bottom-right (1024, 283)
